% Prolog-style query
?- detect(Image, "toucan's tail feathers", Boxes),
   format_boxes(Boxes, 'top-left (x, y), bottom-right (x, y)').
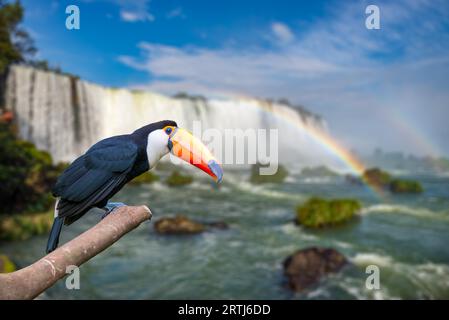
top-left (46, 216), bottom-right (63, 253)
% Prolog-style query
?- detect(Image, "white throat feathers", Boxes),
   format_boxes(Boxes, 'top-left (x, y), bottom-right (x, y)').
top-left (146, 129), bottom-right (170, 169)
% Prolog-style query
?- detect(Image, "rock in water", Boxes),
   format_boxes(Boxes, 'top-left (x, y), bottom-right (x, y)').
top-left (295, 197), bottom-right (360, 228)
top-left (154, 216), bottom-right (205, 234)
top-left (283, 247), bottom-right (348, 292)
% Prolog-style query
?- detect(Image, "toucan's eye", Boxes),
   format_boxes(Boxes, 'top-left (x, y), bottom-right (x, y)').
top-left (165, 127), bottom-right (173, 135)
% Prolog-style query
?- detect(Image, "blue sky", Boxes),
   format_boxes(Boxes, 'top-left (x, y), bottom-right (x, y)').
top-left (20, 0), bottom-right (449, 156)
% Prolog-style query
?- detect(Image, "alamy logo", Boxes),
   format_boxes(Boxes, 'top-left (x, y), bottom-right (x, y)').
top-left (167, 121), bottom-right (280, 175)
top-left (365, 5), bottom-right (380, 30)
top-left (66, 5), bottom-right (80, 30)
top-left (65, 265), bottom-right (80, 290)
top-left (365, 265), bottom-right (380, 290)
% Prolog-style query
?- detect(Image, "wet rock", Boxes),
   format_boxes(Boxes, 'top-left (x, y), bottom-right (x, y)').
top-left (283, 247), bottom-right (348, 292)
top-left (389, 179), bottom-right (423, 193)
top-left (154, 215), bottom-right (205, 234)
top-left (154, 216), bottom-right (229, 234)
top-left (363, 167), bottom-right (392, 188)
top-left (295, 197), bottom-right (361, 228)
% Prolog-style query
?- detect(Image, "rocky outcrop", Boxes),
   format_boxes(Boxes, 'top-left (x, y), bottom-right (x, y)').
top-left (155, 216), bottom-right (205, 234)
top-left (295, 197), bottom-right (360, 228)
top-left (283, 247), bottom-right (348, 292)
top-left (361, 168), bottom-right (424, 193)
top-left (154, 215), bottom-right (229, 235)
top-left (389, 179), bottom-right (423, 193)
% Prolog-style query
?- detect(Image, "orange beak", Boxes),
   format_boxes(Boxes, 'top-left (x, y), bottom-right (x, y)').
top-left (168, 128), bottom-right (223, 183)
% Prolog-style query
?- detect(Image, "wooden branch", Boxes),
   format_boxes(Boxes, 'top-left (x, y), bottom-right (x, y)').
top-left (0, 205), bottom-right (152, 300)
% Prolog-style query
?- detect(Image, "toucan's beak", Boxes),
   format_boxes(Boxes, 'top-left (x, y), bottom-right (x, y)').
top-left (169, 128), bottom-right (223, 183)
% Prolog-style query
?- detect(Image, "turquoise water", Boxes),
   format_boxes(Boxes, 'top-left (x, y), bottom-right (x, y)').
top-left (2, 168), bottom-right (449, 299)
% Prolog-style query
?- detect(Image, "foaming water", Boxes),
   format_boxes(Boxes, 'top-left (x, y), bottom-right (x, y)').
top-left (350, 252), bottom-right (449, 299)
top-left (1, 150), bottom-right (448, 299)
top-left (360, 204), bottom-right (449, 221)
top-left (225, 173), bottom-right (305, 201)
top-left (351, 253), bottom-right (394, 267)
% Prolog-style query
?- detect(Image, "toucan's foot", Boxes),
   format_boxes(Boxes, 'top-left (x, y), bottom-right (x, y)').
top-left (101, 202), bottom-right (126, 219)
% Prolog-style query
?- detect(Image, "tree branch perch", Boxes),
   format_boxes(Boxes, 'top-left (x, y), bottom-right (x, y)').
top-left (0, 205), bottom-right (152, 300)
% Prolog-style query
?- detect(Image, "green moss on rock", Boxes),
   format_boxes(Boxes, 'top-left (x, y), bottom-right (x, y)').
top-left (0, 254), bottom-right (16, 273)
top-left (0, 210), bottom-right (53, 241)
top-left (130, 171), bottom-right (160, 185)
top-left (390, 179), bottom-right (423, 193)
top-left (166, 170), bottom-right (193, 187)
top-left (361, 167), bottom-right (424, 194)
top-left (296, 197), bottom-right (361, 228)
top-left (250, 163), bottom-right (288, 184)
top-left (362, 168), bottom-right (391, 188)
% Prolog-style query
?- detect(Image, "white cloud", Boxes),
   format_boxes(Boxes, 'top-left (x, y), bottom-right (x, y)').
top-left (120, 10), bottom-right (154, 22)
top-left (86, 0), bottom-right (155, 23)
top-left (271, 22), bottom-right (294, 44)
top-left (167, 7), bottom-right (186, 19)
top-left (118, 0), bottom-right (449, 156)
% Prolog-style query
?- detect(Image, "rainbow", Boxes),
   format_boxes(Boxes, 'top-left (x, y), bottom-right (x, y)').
top-left (252, 100), bottom-right (386, 197)
top-left (384, 109), bottom-right (442, 158)
top-left (295, 124), bottom-right (385, 197)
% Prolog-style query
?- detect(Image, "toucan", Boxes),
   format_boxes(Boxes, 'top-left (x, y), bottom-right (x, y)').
top-left (46, 120), bottom-right (223, 253)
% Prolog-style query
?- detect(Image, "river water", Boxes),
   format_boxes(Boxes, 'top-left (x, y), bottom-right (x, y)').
top-left (1, 167), bottom-right (449, 299)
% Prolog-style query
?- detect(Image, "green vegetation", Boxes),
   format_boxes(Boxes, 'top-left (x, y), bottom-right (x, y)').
top-left (0, 0), bottom-right (73, 87)
top-left (390, 179), bottom-right (423, 193)
top-left (250, 163), bottom-right (288, 184)
top-left (295, 197), bottom-right (361, 228)
top-left (0, 121), bottom-right (67, 215)
top-left (130, 171), bottom-right (160, 185)
top-left (0, 254), bottom-right (16, 273)
top-left (301, 166), bottom-right (338, 177)
top-left (0, 210), bottom-right (53, 241)
top-left (363, 167), bottom-right (391, 188)
top-left (166, 170), bottom-right (193, 187)
top-left (362, 167), bottom-right (424, 194)
top-left (0, 0), bottom-right (36, 74)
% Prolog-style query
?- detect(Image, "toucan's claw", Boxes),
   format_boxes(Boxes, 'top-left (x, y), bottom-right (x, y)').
top-left (101, 202), bottom-right (126, 219)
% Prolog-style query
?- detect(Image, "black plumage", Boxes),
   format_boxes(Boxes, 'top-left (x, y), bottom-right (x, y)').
top-left (46, 120), bottom-right (177, 253)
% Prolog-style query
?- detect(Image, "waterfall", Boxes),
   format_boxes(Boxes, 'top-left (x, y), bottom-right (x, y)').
top-left (5, 65), bottom-right (340, 169)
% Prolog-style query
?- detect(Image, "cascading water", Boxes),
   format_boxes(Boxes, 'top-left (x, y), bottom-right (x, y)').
top-left (5, 65), bottom-right (339, 168)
